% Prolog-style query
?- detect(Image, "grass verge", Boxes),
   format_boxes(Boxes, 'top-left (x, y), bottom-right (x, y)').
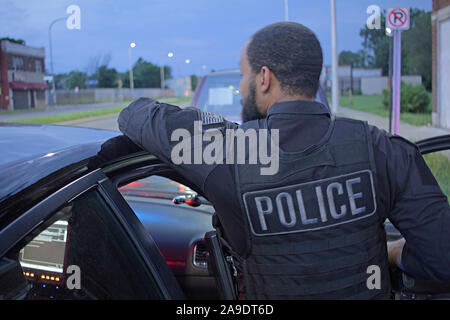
top-left (7, 97), bottom-right (192, 124)
top-left (335, 95), bottom-right (432, 126)
top-left (423, 152), bottom-right (450, 200)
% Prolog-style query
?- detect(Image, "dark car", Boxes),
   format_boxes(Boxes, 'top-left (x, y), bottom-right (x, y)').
top-left (0, 122), bottom-right (449, 300)
top-left (192, 69), bottom-right (330, 123)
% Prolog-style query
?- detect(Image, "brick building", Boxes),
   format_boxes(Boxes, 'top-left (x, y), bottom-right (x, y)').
top-left (432, 0), bottom-right (450, 129)
top-left (0, 40), bottom-right (48, 110)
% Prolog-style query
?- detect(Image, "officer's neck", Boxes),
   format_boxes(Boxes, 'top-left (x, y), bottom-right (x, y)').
top-left (263, 91), bottom-right (315, 114)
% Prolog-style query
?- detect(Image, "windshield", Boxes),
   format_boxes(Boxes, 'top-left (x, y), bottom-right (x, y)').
top-left (196, 73), bottom-right (242, 119)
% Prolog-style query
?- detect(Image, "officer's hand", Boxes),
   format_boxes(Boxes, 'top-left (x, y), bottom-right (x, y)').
top-left (387, 238), bottom-right (406, 268)
top-left (88, 135), bottom-right (144, 169)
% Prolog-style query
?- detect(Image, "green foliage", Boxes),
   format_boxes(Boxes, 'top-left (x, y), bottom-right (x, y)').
top-left (67, 71), bottom-right (88, 90)
top-left (98, 65), bottom-right (118, 88)
top-left (190, 75), bottom-right (199, 92)
top-left (119, 58), bottom-right (173, 88)
top-left (0, 37), bottom-right (25, 45)
top-left (382, 82), bottom-right (431, 113)
top-left (338, 50), bottom-right (372, 68)
top-left (423, 153), bottom-right (450, 200)
top-left (359, 8), bottom-right (432, 90)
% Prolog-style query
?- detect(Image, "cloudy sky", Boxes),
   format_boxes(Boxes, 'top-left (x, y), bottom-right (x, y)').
top-left (0, 0), bottom-right (431, 77)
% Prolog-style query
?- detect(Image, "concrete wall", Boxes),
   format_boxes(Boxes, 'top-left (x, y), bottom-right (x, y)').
top-left (361, 75), bottom-right (422, 95)
top-left (55, 88), bottom-right (173, 105)
top-left (432, 1), bottom-right (450, 129)
top-left (164, 77), bottom-right (193, 97)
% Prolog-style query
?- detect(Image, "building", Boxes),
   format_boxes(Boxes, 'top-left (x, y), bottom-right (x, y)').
top-left (0, 40), bottom-right (48, 110)
top-left (432, 0), bottom-right (450, 129)
top-left (321, 65), bottom-right (422, 96)
top-left (164, 76), bottom-right (193, 97)
top-left (321, 65), bottom-right (383, 93)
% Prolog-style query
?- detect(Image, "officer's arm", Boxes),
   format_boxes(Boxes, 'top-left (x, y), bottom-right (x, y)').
top-left (375, 132), bottom-right (450, 281)
top-left (118, 97), bottom-right (238, 194)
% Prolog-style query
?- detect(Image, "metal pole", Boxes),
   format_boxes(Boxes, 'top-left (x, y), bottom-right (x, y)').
top-left (284, 0), bottom-right (289, 21)
top-left (48, 17), bottom-right (65, 105)
top-left (388, 36), bottom-right (393, 134)
top-left (330, 0), bottom-right (339, 114)
top-left (350, 62), bottom-right (353, 105)
top-left (128, 46), bottom-right (134, 95)
top-left (160, 65), bottom-right (165, 90)
top-left (392, 30), bottom-right (402, 135)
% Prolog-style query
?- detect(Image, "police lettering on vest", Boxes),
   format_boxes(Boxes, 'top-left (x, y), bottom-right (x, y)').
top-left (243, 170), bottom-right (376, 236)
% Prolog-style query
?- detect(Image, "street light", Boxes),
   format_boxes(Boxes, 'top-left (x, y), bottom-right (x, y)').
top-left (284, 0), bottom-right (289, 21)
top-left (48, 17), bottom-right (66, 105)
top-left (128, 42), bottom-right (136, 95)
top-left (185, 59), bottom-right (190, 64)
top-left (330, 0), bottom-right (339, 114)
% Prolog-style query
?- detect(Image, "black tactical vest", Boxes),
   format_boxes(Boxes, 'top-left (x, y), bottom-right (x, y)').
top-left (231, 115), bottom-right (391, 300)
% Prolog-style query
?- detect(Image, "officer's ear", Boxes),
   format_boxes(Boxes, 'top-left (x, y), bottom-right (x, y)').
top-left (258, 66), bottom-right (271, 94)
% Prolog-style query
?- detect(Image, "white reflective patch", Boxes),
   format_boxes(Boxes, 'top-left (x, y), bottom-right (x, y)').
top-left (242, 170), bottom-right (377, 236)
top-left (198, 110), bottom-right (224, 125)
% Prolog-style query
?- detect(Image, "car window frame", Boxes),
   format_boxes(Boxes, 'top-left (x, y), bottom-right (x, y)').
top-left (0, 168), bottom-right (185, 300)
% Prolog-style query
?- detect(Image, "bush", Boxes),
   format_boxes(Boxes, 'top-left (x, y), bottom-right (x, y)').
top-left (382, 82), bottom-right (431, 113)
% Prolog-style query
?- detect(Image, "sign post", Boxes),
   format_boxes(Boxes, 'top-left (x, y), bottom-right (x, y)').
top-left (386, 7), bottom-right (410, 135)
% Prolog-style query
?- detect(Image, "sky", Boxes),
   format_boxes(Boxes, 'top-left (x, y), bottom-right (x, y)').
top-left (0, 0), bottom-right (432, 78)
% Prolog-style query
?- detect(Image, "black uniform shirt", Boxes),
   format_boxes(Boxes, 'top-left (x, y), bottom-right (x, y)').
top-left (118, 97), bottom-right (450, 281)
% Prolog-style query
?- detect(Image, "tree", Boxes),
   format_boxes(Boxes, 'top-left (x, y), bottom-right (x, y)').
top-left (359, 8), bottom-right (432, 90)
top-left (98, 65), bottom-right (118, 88)
top-left (190, 75), bottom-right (200, 91)
top-left (338, 50), bottom-right (372, 68)
top-left (0, 37), bottom-right (25, 45)
top-left (119, 58), bottom-right (173, 88)
top-left (67, 71), bottom-right (87, 89)
top-left (402, 9), bottom-right (432, 89)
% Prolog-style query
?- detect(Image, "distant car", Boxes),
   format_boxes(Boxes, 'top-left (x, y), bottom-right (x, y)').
top-left (192, 69), bottom-right (330, 123)
top-left (0, 122), bottom-right (449, 300)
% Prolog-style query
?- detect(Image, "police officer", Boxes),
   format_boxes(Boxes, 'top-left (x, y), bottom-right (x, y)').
top-left (117, 22), bottom-right (450, 299)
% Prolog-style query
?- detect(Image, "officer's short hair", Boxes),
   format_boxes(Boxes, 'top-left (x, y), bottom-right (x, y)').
top-left (247, 22), bottom-right (323, 98)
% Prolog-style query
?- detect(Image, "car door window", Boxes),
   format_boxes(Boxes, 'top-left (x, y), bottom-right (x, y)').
top-left (0, 188), bottom-right (163, 300)
top-left (119, 175), bottom-right (214, 213)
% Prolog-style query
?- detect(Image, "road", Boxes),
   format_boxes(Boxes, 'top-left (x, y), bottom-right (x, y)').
top-left (57, 100), bottom-right (192, 131)
top-left (60, 114), bottom-right (121, 131)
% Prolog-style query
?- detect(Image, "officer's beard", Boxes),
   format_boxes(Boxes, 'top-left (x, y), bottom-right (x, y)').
top-left (240, 79), bottom-right (265, 123)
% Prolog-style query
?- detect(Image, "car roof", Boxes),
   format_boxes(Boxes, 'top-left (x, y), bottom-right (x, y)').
top-left (0, 123), bottom-right (119, 169)
top-left (0, 123), bottom-right (119, 211)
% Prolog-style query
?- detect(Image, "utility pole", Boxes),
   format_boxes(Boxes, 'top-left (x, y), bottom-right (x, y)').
top-left (128, 42), bottom-right (136, 98)
top-left (48, 17), bottom-right (66, 105)
top-left (330, 0), bottom-right (339, 114)
top-left (284, 0), bottom-right (289, 21)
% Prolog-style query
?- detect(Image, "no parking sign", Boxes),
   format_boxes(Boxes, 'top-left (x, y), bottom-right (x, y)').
top-left (386, 7), bottom-right (410, 31)
top-left (385, 7), bottom-right (410, 135)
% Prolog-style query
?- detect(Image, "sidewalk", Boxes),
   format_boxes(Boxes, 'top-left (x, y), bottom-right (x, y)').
top-left (337, 106), bottom-right (450, 157)
top-left (338, 106), bottom-right (449, 141)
